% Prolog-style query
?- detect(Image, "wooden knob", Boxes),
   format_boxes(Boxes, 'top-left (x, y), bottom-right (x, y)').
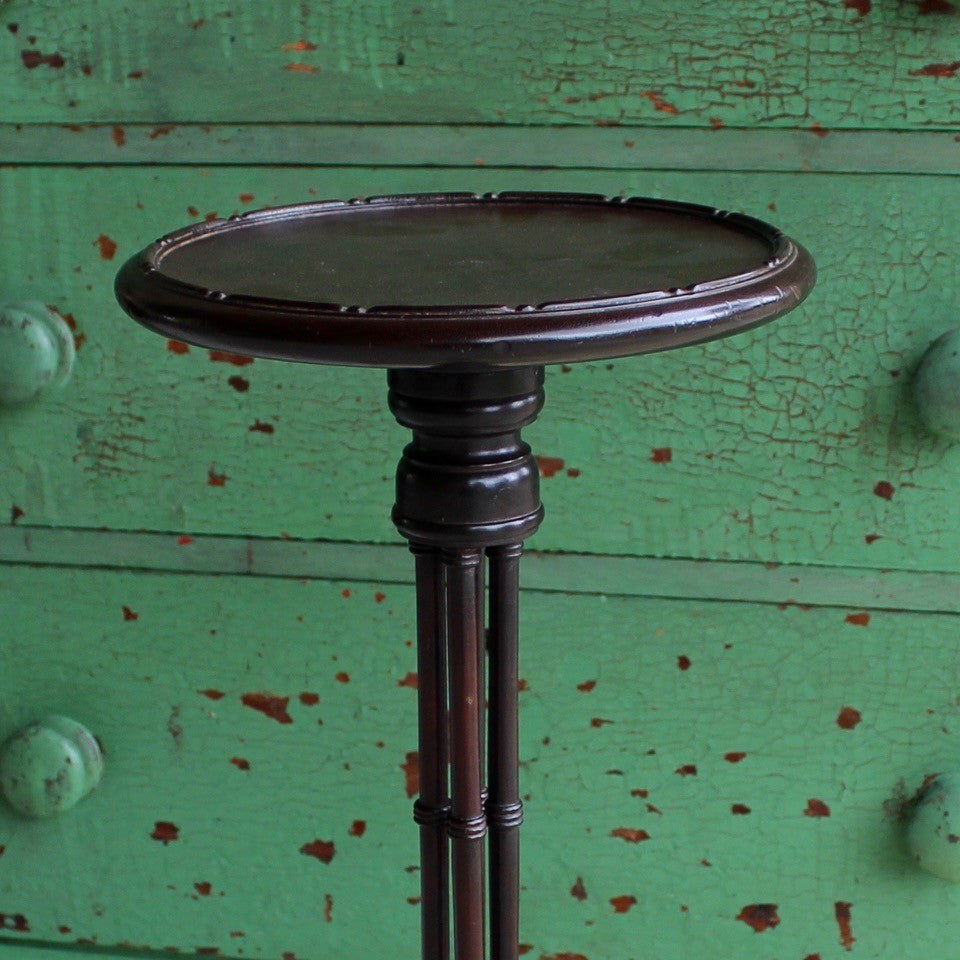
top-left (0, 716), bottom-right (103, 818)
top-left (0, 300), bottom-right (75, 406)
top-left (914, 328), bottom-right (960, 441)
top-left (907, 772), bottom-right (960, 881)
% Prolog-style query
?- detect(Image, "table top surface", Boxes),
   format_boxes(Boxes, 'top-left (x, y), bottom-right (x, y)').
top-left (115, 191), bottom-right (815, 368)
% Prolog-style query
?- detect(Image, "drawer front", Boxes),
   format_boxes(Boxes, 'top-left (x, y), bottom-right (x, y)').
top-left (2, 165), bottom-right (959, 572)
top-left (0, 563), bottom-right (958, 960)
top-left (1, 1), bottom-right (957, 130)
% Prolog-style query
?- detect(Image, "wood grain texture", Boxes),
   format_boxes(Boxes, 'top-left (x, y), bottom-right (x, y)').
top-left (0, 565), bottom-right (957, 960)
top-left (2, 1), bottom-right (960, 129)
top-left (1, 165), bottom-right (957, 571)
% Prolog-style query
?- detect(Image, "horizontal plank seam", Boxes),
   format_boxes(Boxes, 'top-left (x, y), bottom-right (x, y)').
top-left (2, 526), bottom-right (959, 615)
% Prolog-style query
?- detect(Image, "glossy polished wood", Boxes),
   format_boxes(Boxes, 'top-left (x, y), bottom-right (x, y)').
top-left (115, 192), bottom-right (815, 369)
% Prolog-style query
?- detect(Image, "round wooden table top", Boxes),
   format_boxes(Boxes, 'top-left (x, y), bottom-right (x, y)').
top-left (115, 191), bottom-right (815, 369)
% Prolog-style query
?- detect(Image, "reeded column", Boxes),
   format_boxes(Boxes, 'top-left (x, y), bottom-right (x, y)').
top-left (389, 367), bottom-right (544, 960)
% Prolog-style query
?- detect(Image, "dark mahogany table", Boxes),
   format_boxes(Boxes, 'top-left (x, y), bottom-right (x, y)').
top-left (115, 192), bottom-right (815, 960)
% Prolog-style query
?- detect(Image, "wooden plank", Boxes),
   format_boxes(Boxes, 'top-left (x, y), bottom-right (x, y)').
top-left (4, 526), bottom-right (960, 615)
top-left (0, 565), bottom-right (957, 960)
top-left (3, 1), bottom-right (960, 129)
top-left (2, 164), bottom-right (959, 573)
top-left (4, 124), bottom-right (960, 174)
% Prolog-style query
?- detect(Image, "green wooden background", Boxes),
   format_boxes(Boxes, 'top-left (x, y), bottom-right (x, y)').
top-left (2, 2), bottom-right (960, 959)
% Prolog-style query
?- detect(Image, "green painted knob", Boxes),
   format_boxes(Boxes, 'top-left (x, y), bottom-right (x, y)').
top-left (915, 328), bottom-right (960, 441)
top-left (907, 772), bottom-right (960, 881)
top-left (0, 300), bottom-right (75, 406)
top-left (0, 716), bottom-right (103, 818)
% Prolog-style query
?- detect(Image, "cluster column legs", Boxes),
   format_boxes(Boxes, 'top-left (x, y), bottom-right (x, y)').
top-left (389, 365), bottom-right (545, 960)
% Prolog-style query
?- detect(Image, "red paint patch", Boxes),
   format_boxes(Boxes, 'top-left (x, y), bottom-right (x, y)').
top-left (10, 505), bottom-right (23, 524)
top-left (804, 798), bottom-right (831, 818)
top-left (845, 612), bottom-right (870, 626)
top-left (837, 706), bottom-right (862, 730)
top-left (151, 821), bottom-right (179, 844)
top-left (843, 0), bottom-right (871, 15)
top-left (230, 757), bottom-right (250, 771)
top-left (398, 672), bottom-right (419, 689)
top-left (873, 480), bottom-right (895, 500)
top-left (238, 193), bottom-right (255, 203)
top-left (675, 764), bottom-right (698, 776)
top-left (198, 688), bottom-right (225, 700)
top-left (299, 692), bottom-right (320, 705)
top-left (590, 717), bottom-right (613, 727)
top-left (207, 467), bottom-right (228, 487)
top-left (911, 61), bottom-right (960, 77)
top-left (209, 350), bottom-right (254, 366)
top-left (348, 819), bottom-right (366, 837)
top-left (323, 894), bottom-right (333, 923)
top-left (651, 447), bottom-right (672, 463)
top-left (335, 671), bottom-right (350, 684)
top-left (677, 655), bottom-right (691, 671)
top-left (241, 693), bottom-right (292, 724)
top-left (610, 895), bottom-right (637, 914)
top-left (835, 901), bottom-right (855, 950)
top-left (610, 827), bottom-right (650, 843)
top-left (300, 839), bottom-right (335, 863)
top-left (95, 234), bottom-right (118, 260)
top-left (122, 605), bottom-right (139, 621)
top-left (639, 90), bottom-right (678, 114)
top-left (577, 680), bottom-right (596, 692)
top-left (570, 876), bottom-right (587, 901)
top-left (810, 122), bottom-right (830, 137)
top-left (724, 751), bottom-right (747, 763)
top-left (536, 455), bottom-right (565, 478)
top-left (0, 914), bottom-right (30, 933)
top-left (402, 751), bottom-right (419, 797)
top-left (21, 50), bottom-right (65, 69)
top-left (194, 882), bottom-right (212, 896)
top-left (167, 339), bottom-right (190, 355)
top-left (736, 903), bottom-right (780, 933)
top-left (228, 375), bottom-right (250, 392)
top-left (731, 803), bottom-right (751, 815)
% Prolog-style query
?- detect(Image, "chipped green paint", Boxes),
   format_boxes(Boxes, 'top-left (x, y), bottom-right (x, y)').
top-left (2, 1), bottom-right (960, 128)
top-left (0, 565), bottom-right (958, 958)
top-left (1, 165), bottom-right (959, 571)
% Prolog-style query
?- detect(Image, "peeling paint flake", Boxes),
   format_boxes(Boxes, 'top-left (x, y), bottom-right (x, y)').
top-left (241, 693), bottom-right (292, 723)
top-left (95, 234), bottom-right (118, 260)
top-left (736, 903), bottom-right (779, 933)
top-left (835, 901), bottom-right (855, 950)
top-left (21, 50), bottom-right (65, 69)
top-left (610, 827), bottom-right (650, 843)
top-left (300, 839), bottom-right (335, 863)
top-left (151, 821), bottom-right (179, 844)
